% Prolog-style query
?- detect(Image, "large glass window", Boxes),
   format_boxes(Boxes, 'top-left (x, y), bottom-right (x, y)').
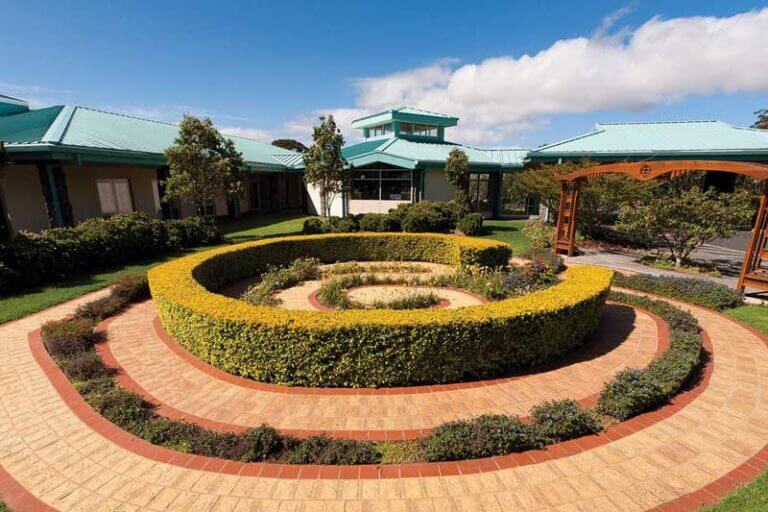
top-left (351, 170), bottom-right (412, 201)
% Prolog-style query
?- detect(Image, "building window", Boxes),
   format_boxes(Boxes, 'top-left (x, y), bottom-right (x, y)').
top-left (199, 198), bottom-right (216, 217)
top-left (96, 179), bottom-right (133, 215)
top-left (351, 170), bottom-right (412, 201)
top-left (398, 123), bottom-right (437, 137)
top-left (369, 124), bottom-right (392, 137)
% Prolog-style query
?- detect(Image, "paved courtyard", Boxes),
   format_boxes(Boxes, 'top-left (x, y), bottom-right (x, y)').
top-left (1, 286), bottom-right (767, 511)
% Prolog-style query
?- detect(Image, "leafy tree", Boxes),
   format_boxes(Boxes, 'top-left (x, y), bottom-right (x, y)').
top-left (163, 115), bottom-right (245, 215)
top-left (445, 148), bottom-right (471, 215)
top-left (272, 138), bottom-right (308, 153)
top-left (753, 108), bottom-right (768, 129)
top-left (616, 186), bottom-right (753, 266)
top-left (303, 116), bottom-right (346, 217)
top-left (513, 160), bottom-right (652, 237)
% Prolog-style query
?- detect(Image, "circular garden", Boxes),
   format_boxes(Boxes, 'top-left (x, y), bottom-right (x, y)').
top-left (148, 233), bottom-right (613, 387)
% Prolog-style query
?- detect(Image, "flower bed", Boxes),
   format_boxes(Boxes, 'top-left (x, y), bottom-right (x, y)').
top-left (149, 233), bottom-right (612, 387)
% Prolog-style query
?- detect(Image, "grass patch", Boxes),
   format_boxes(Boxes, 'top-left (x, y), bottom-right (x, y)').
top-left (0, 214), bottom-right (312, 324)
top-left (481, 219), bottom-right (533, 254)
top-left (726, 305), bottom-right (768, 335)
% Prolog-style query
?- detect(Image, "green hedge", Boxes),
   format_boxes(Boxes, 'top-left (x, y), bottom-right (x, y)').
top-left (612, 273), bottom-right (742, 311)
top-left (2, 212), bottom-right (220, 290)
top-left (150, 233), bottom-right (611, 387)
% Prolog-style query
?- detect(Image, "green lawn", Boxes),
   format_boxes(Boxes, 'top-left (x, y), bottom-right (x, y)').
top-left (481, 219), bottom-right (533, 254)
top-left (0, 214), bottom-right (311, 324)
top-left (705, 305), bottom-right (768, 511)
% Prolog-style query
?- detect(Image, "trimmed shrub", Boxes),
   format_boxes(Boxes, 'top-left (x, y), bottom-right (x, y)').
top-left (597, 291), bottom-right (703, 420)
top-left (359, 213), bottom-right (400, 232)
top-left (400, 202), bottom-right (456, 233)
top-left (457, 213), bottom-right (484, 236)
top-left (150, 233), bottom-right (610, 387)
top-left (41, 318), bottom-right (98, 357)
top-left (60, 352), bottom-right (114, 381)
top-left (302, 217), bottom-right (329, 234)
top-left (423, 415), bottom-right (547, 462)
top-left (328, 215), bottom-right (360, 233)
top-left (612, 273), bottom-right (742, 311)
top-left (2, 212), bottom-right (220, 285)
top-left (287, 436), bottom-right (381, 465)
top-left (112, 274), bottom-right (150, 302)
top-left (530, 399), bottom-right (601, 441)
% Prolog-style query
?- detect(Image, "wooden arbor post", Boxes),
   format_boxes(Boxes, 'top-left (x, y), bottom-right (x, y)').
top-left (553, 180), bottom-right (581, 256)
top-left (738, 180), bottom-right (768, 291)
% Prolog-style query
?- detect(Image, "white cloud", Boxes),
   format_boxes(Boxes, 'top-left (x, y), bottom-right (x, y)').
top-left (331, 8), bottom-right (768, 144)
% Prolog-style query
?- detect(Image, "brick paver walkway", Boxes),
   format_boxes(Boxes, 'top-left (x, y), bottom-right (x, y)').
top-left (1, 287), bottom-right (767, 511)
top-left (100, 301), bottom-right (660, 437)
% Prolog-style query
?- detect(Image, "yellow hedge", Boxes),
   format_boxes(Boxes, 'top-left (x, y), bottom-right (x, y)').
top-left (149, 233), bottom-right (612, 387)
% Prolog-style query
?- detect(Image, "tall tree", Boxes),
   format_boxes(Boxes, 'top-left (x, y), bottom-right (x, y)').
top-left (163, 115), bottom-right (245, 215)
top-left (444, 148), bottom-right (471, 215)
top-left (272, 139), bottom-right (308, 153)
top-left (303, 115), bottom-right (346, 217)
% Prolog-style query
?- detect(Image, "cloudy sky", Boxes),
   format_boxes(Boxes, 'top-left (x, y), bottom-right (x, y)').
top-left (2, 0), bottom-right (767, 147)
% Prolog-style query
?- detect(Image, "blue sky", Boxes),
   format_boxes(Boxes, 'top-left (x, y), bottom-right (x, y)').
top-left (2, 0), bottom-right (767, 147)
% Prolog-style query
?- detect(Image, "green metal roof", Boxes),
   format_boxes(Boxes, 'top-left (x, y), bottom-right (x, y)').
top-left (342, 137), bottom-right (526, 170)
top-left (2, 105), bottom-right (302, 170)
top-left (350, 106), bottom-right (459, 129)
top-left (0, 106), bottom-right (63, 144)
top-left (530, 120), bottom-right (768, 160)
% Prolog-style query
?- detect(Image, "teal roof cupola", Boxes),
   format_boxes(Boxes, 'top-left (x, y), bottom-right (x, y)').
top-left (0, 94), bottom-right (30, 116)
top-left (351, 106), bottom-right (458, 142)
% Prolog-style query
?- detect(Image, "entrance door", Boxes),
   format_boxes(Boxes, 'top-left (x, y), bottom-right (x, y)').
top-left (469, 173), bottom-right (491, 215)
top-left (250, 181), bottom-right (262, 210)
top-left (0, 193), bottom-right (9, 241)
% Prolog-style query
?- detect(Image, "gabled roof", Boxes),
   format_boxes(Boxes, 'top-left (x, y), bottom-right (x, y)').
top-left (530, 120), bottom-right (768, 160)
top-left (350, 106), bottom-right (459, 130)
top-left (1, 105), bottom-right (303, 170)
top-left (342, 137), bottom-right (527, 170)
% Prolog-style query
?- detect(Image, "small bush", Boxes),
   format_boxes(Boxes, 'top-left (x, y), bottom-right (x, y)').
top-left (400, 202), bottom-right (456, 233)
top-left (423, 415), bottom-right (547, 462)
top-left (612, 273), bottom-right (742, 311)
top-left (457, 213), bottom-right (484, 236)
top-left (60, 352), bottom-right (114, 381)
top-left (0, 264), bottom-right (22, 296)
top-left (359, 213), bottom-right (400, 232)
top-left (530, 399), bottom-right (601, 441)
top-left (520, 248), bottom-right (564, 273)
top-left (41, 318), bottom-right (98, 357)
top-left (287, 436), bottom-right (380, 465)
top-left (328, 215), bottom-right (360, 233)
top-left (596, 368), bottom-right (665, 420)
top-left (302, 217), bottom-right (329, 234)
top-left (90, 388), bottom-right (155, 427)
top-left (75, 295), bottom-right (128, 320)
top-left (521, 222), bottom-right (555, 249)
top-left (111, 274), bottom-right (150, 302)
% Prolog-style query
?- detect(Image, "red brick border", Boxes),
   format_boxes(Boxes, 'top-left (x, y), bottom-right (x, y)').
top-left (152, 301), bottom-right (667, 397)
top-left (0, 465), bottom-right (57, 512)
top-left (95, 303), bottom-right (667, 440)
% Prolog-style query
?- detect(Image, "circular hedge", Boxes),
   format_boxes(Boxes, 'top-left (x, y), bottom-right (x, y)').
top-left (149, 233), bottom-right (612, 387)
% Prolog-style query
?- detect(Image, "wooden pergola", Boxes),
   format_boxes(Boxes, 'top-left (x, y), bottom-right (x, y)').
top-left (552, 160), bottom-right (768, 292)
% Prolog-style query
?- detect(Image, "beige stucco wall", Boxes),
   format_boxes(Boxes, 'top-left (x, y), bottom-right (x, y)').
top-left (348, 199), bottom-right (409, 215)
top-left (0, 165), bottom-right (50, 233)
top-left (64, 164), bottom-right (162, 223)
top-left (423, 168), bottom-right (453, 202)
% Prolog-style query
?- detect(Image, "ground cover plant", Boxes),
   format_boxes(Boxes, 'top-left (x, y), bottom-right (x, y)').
top-left (612, 272), bottom-right (743, 310)
top-left (44, 280), bottom-right (706, 467)
top-left (240, 257), bottom-right (320, 305)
